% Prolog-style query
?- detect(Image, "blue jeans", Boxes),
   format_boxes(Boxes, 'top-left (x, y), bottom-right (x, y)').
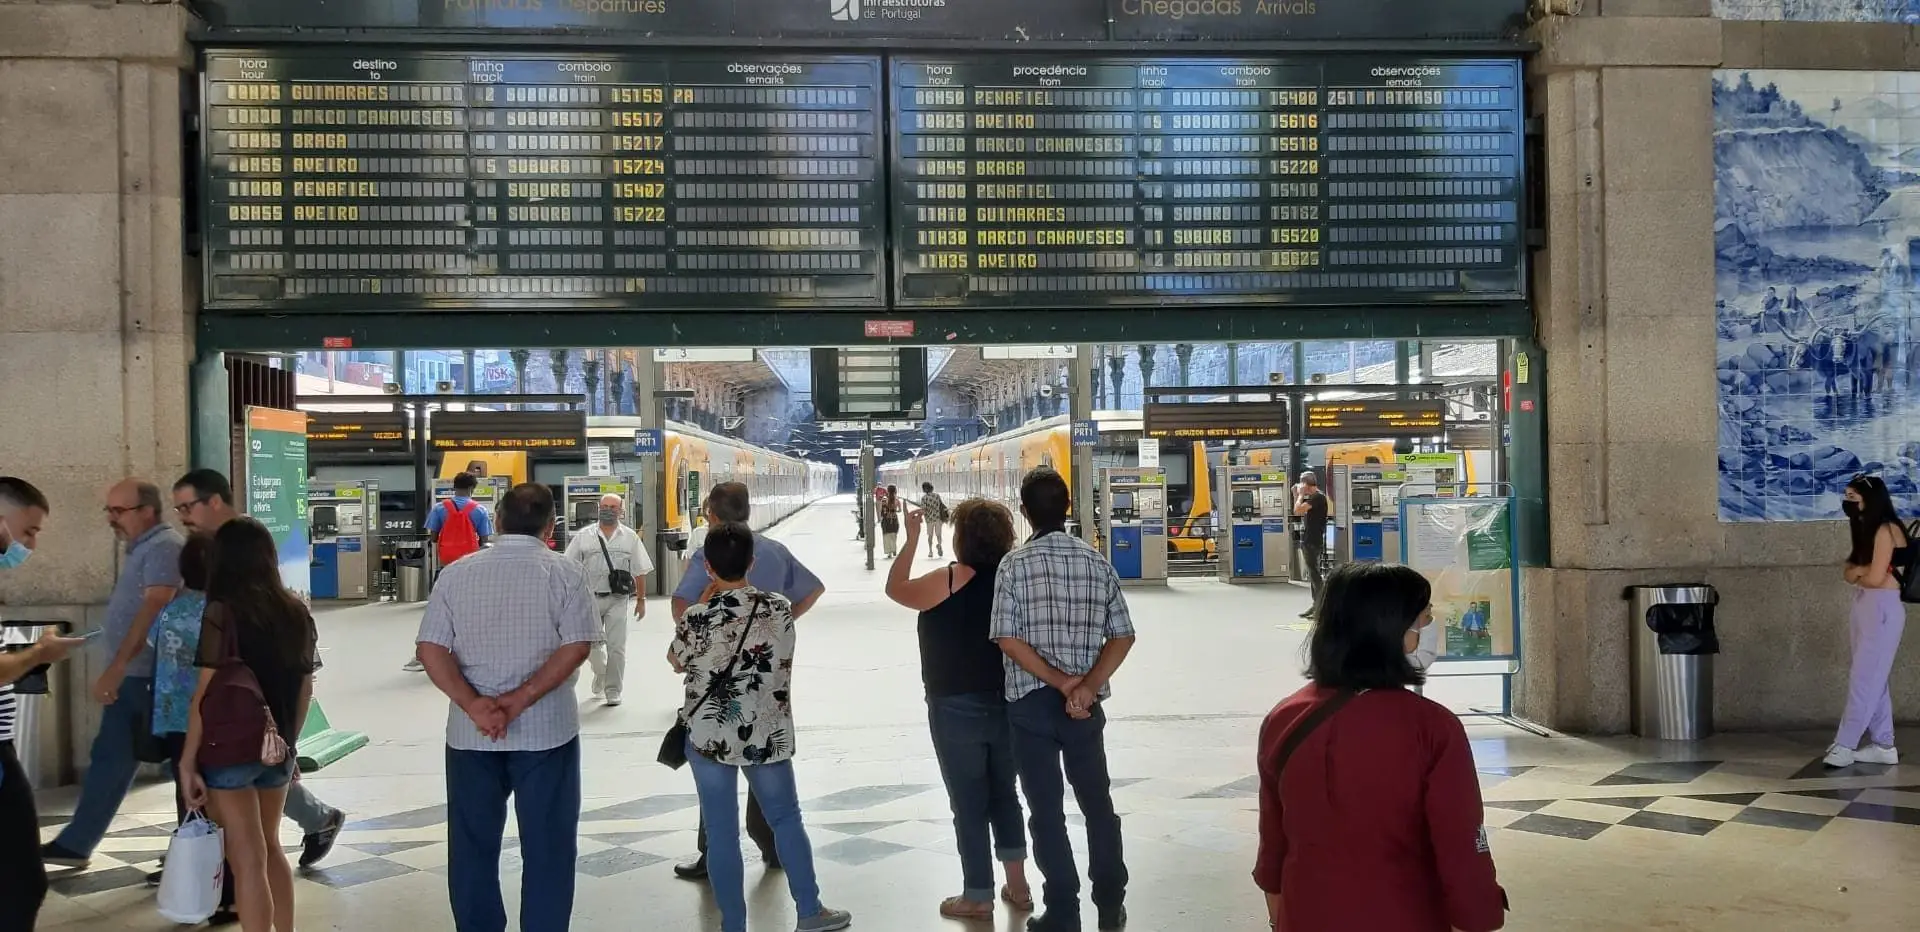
top-left (445, 739), bottom-right (581, 932)
top-left (685, 739), bottom-right (824, 932)
top-left (1007, 688), bottom-right (1128, 921)
top-left (928, 692), bottom-right (1027, 901)
top-left (52, 677), bottom-right (152, 856)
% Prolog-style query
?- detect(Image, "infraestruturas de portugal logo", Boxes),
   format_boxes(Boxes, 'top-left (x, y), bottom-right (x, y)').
top-left (830, 0), bottom-right (863, 21)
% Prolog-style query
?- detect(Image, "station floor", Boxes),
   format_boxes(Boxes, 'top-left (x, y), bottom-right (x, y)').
top-left (31, 495), bottom-right (1920, 931)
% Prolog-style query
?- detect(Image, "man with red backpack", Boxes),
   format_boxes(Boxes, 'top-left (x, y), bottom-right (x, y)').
top-left (404, 473), bottom-right (494, 673)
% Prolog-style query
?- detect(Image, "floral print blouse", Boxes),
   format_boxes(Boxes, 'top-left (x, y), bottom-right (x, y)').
top-left (673, 585), bottom-right (797, 766)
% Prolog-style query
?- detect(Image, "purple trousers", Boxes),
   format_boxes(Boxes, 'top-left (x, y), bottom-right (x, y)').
top-left (1838, 588), bottom-right (1905, 749)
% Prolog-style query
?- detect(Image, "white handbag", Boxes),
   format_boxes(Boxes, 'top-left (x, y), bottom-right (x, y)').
top-left (156, 810), bottom-right (225, 924)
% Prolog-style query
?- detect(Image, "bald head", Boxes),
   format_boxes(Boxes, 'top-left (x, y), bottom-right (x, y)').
top-left (599, 494), bottom-right (624, 509)
top-left (597, 493), bottom-right (624, 527)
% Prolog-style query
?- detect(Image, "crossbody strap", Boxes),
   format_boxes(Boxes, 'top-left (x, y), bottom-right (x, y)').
top-left (690, 595), bottom-right (764, 714)
top-left (1272, 689), bottom-right (1358, 779)
top-left (596, 532), bottom-right (618, 577)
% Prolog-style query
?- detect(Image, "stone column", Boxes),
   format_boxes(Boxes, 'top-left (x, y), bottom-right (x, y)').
top-left (0, 1), bottom-right (196, 783)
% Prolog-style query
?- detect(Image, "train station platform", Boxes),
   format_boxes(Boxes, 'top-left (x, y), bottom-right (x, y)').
top-left (32, 497), bottom-right (1920, 931)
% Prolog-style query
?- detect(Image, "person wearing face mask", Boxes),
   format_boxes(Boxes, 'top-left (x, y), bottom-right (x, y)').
top-left (1, 476), bottom-right (87, 932)
top-left (1827, 475), bottom-right (1908, 768)
top-left (562, 494), bottom-right (653, 706)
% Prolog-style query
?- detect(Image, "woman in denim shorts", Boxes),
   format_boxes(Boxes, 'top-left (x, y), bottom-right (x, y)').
top-left (180, 518), bottom-right (321, 932)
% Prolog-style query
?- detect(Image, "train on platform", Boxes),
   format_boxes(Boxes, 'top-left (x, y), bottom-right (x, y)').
top-left (585, 417), bottom-right (840, 536)
top-left (880, 414), bottom-right (1489, 568)
top-left (305, 414), bottom-right (838, 538)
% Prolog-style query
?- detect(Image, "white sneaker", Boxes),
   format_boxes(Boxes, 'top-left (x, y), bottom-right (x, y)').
top-left (402, 658), bottom-right (425, 673)
top-left (1823, 744), bottom-right (1856, 768)
top-left (604, 694), bottom-right (623, 708)
top-left (1855, 744), bottom-right (1900, 765)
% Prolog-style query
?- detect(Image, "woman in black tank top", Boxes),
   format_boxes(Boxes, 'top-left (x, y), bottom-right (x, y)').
top-left (884, 499), bottom-right (1034, 921)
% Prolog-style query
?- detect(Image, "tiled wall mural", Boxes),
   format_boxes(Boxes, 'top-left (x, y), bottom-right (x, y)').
top-left (1716, 70), bottom-right (1920, 520)
top-left (1714, 0), bottom-right (1920, 21)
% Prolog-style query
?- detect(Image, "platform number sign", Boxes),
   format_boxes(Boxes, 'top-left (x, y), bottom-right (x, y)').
top-left (633, 429), bottom-right (664, 457)
top-left (1072, 421), bottom-right (1099, 447)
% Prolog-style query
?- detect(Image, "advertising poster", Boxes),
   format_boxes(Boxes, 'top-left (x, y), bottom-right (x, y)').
top-left (1402, 498), bottom-right (1517, 661)
top-left (244, 407), bottom-right (312, 604)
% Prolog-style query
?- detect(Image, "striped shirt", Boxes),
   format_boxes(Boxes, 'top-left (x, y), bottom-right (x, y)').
top-left (988, 530), bottom-right (1137, 702)
top-left (417, 535), bottom-right (601, 753)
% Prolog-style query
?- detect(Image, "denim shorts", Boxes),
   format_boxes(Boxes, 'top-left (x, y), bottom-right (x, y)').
top-left (201, 758), bottom-right (295, 792)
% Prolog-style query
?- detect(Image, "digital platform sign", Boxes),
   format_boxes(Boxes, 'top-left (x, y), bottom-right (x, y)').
top-left (1304, 399), bottom-right (1445, 439)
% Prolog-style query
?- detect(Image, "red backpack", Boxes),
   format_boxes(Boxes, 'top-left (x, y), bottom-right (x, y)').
top-left (198, 607), bottom-right (289, 770)
top-left (437, 500), bottom-right (482, 566)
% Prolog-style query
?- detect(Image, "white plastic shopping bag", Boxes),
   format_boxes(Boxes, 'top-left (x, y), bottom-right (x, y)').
top-left (157, 810), bottom-right (225, 924)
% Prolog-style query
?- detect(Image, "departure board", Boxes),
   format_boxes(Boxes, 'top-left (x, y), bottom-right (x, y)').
top-left (202, 52), bottom-right (885, 310)
top-left (891, 57), bottom-right (1524, 308)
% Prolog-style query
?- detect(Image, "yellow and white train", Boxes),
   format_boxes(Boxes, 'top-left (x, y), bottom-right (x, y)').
top-left (585, 417), bottom-right (839, 536)
top-left (880, 415), bottom-right (1074, 534)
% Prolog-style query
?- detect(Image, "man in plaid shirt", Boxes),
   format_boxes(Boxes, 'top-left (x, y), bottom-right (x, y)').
top-left (989, 467), bottom-right (1137, 932)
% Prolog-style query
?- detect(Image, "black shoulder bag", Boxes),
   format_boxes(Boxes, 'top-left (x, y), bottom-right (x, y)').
top-left (596, 533), bottom-right (637, 597)
top-left (658, 595), bottom-right (763, 770)
top-left (1270, 689), bottom-right (1356, 778)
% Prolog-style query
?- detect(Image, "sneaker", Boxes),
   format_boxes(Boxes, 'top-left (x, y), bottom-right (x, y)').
top-left (1098, 905), bottom-right (1128, 931)
top-left (604, 694), bottom-right (623, 708)
top-left (402, 658), bottom-right (425, 673)
top-left (795, 907), bottom-right (853, 932)
top-left (40, 842), bottom-right (90, 869)
top-left (300, 809), bottom-right (346, 868)
top-left (673, 854), bottom-right (708, 880)
top-left (1823, 744), bottom-right (1857, 768)
top-left (1855, 744), bottom-right (1900, 765)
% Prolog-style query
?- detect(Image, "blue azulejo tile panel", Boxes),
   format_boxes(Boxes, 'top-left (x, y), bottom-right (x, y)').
top-left (1714, 0), bottom-right (1920, 22)
top-left (1716, 69), bottom-right (1920, 522)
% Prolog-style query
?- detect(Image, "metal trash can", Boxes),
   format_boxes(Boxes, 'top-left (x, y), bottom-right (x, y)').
top-left (395, 544), bottom-right (429, 603)
top-left (1624, 584), bottom-right (1720, 739)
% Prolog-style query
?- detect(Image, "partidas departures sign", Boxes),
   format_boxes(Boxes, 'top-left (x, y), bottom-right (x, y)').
top-left (196, 0), bottom-right (1522, 41)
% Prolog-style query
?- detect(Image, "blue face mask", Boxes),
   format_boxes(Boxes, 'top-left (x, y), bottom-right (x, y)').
top-left (0, 540), bottom-right (29, 570)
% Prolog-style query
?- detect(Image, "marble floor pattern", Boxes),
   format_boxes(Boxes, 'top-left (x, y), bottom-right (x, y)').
top-left (29, 497), bottom-right (1920, 931)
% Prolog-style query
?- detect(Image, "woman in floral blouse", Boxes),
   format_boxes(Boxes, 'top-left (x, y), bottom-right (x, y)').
top-left (672, 522), bottom-right (852, 932)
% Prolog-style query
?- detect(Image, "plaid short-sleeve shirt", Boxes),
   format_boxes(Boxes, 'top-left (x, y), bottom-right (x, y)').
top-left (988, 530), bottom-right (1136, 702)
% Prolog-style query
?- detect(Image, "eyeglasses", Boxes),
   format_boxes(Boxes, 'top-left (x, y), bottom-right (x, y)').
top-left (173, 496), bottom-right (212, 516)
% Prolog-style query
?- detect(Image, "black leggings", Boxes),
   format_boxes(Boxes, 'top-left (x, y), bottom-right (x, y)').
top-left (0, 741), bottom-right (48, 932)
top-left (163, 733), bottom-right (236, 909)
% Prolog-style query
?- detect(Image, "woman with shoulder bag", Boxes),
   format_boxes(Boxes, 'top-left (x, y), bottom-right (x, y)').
top-left (670, 523), bottom-right (851, 932)
top-left (180, 518), bottom-right (322, 932)
top-left (1254, 563), bottom-right (1505, 932)
top-left (1826, 475), bottom-right (1907, 768)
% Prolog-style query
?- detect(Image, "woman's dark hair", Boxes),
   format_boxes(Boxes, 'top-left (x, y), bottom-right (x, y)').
top-left (1846, 474), bottom-right (1902, 566)
top-left (704, 521), bottom-right (755, 581)
top-left (178, 533), bottom-right (213, 592)
top-left (205, 517), bottom-right (311, 669)
top-left (950, 498), bottom-right (1015, 570)
top-left (922, 482), bottom-right (934, 494)
top-left (1307, 562), bottom-right (1430, 690)
top-left (886, 485), bottom-right (898, 502)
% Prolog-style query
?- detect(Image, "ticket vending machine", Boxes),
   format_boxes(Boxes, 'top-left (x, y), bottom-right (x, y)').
top-left (1217, 469), bottom-right (1293, 584)
top-left (1329, 464), bottom-right (1404, 565)
top-left (309, 480), bottom-right (378, 601)
top-left (560, 476), bottom-right (638, 550)
top-left (1099, 468), bottom-right (1167, 587)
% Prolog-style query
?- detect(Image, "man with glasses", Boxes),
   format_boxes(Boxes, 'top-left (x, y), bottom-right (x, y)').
top-left (166, 469), bottom-right (350, 870)
top-left (40, 480), bottom-right (182, 869)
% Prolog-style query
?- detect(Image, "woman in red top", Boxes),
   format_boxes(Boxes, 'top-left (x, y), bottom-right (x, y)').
top-left (1254, 563), bottom-right (1506, 932)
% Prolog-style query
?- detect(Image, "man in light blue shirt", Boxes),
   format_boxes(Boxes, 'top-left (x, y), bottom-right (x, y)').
top-left (42, 479), bottom-right (182, 868)
top-left (668, 482), bottom-right (824, 881)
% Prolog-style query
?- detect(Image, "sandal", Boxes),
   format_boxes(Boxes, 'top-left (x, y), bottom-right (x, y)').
top-left (1001, 885), bottom-right (1035, 912)
top-left (940, 896), bottom-right (993, 920)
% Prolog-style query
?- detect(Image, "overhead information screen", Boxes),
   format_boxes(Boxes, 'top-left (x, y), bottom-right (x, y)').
top-left (891, 57), bottom-right (1523, 308)
top-left (1305, 399), bottom-right (1446, 439)
top-left (203, 52), bottom-right (885, 310)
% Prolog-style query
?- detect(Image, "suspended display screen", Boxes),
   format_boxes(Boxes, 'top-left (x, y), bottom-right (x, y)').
top-left (202, 52), bottom-right (886, 310)
top-left (890, 57), bottom-right (1524, 308)
top-left (1304, 399), bottom-right (1446, 439)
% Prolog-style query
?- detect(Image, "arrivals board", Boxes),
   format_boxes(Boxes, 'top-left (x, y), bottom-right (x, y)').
top-left (306, 411), bottom-right (410, 454)
top-left (202, 52), bottom-right (886, 310)
top-left (891, 57), bottom-right (1523, 307)
top-left (429, 410), bottom-right (586, 452)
